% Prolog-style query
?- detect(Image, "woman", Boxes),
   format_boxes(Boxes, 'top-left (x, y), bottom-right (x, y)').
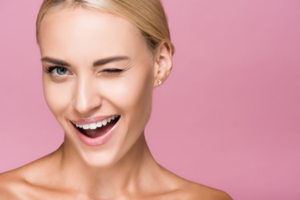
top-left (0, 0), bottom-right (232, 199)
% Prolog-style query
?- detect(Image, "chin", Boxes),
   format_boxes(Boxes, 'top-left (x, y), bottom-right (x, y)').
top-left (79, 149), bottom-right (121, 168)
top-left (63, 120), bottom-right (128, 169)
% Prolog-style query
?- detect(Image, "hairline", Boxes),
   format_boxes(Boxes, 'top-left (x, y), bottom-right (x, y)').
top-left (36, 3), bottom-right (159, 57)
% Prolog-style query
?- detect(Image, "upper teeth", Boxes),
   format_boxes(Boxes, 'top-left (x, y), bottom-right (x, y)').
top-left (75, 116), bottom-right (118, 130)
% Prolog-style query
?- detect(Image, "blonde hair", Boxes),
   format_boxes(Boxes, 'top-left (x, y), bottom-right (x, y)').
top-left (36, 0), bottom-right (174, 55)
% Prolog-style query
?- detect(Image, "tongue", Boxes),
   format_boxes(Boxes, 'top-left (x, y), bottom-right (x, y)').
top-left (81, 121), bottom-right (116, 138)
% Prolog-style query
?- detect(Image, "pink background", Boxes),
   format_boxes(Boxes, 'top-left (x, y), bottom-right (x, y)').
top-left (1, 0), bottom-right (299, 199)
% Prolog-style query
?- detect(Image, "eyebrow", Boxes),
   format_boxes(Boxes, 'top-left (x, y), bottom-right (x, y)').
top-left (41, 57), bottom-right (70, 66)
top-left (41, 56), bottom-right (130, 67)
top-left (93, 56), bottom-right (129, 66)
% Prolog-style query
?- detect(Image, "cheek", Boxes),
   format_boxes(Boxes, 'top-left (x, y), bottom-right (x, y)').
top-left (99, 66), bottom-right (153, 117)
top-left (42, 63), bottom-right (154, 122)
top-left (43, 76), bottom-right (73, 119)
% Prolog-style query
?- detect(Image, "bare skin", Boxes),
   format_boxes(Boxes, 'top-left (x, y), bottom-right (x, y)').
top-left (0, 138), bottom-right (231, 200)
top-left (0, 6), bottom-right (232, 200)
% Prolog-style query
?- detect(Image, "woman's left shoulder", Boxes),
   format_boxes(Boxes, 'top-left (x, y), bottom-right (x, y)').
top-left (178, 181), bottom-right (233, 200)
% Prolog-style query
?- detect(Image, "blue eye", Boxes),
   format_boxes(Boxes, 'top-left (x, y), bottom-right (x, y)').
top-left (45, 66), bottom-right (69, 75)
top-left (54, 67), bottom-right (68, 75)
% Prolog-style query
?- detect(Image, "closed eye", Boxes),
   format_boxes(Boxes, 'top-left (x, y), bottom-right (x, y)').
top-left (101, 69), bottom-right (123, 74)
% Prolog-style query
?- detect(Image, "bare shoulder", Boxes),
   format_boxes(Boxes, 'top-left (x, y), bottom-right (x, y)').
top-left (179, 181), bottom-right (233, 200)
top-left (0, 169), bottom-right (30, 200)
top-left (157, 165), bottom-right (232, 200)
top-left (0, 153), bottom-right (57, 200)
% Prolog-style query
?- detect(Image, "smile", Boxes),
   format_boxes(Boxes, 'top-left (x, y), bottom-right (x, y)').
top-left (71, 115), bottom-right (121, 146)
top-left (75, 115), bottom-right (119, 130)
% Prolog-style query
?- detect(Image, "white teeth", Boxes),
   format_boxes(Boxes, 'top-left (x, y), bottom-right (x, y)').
top-left (97, 121), bottom-right (102, 128)
top-left (83, 125), bottom-right (89, 130)
top-left (89, 123), bottom-right (97, 130)
top-left (75, 115), bottom-right (119, 130)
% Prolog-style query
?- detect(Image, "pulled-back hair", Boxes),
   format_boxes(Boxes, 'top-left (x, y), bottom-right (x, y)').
top-left (36, 0), bottom-right (174, 55)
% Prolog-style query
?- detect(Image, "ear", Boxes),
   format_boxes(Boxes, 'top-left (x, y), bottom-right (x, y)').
top-left (153, 42), bottom-right (173, 87)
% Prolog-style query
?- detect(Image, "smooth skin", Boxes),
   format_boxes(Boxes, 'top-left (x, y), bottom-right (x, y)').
top-left (0, 6), bottom-right (232, 200)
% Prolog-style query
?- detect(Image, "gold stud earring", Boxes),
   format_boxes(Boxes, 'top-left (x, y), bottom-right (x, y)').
top-left (158, 80), bottom-right (162, 85)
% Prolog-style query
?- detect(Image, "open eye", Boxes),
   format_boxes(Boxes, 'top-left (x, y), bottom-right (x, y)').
top-left (46, 66), bottom-right (69, 75)
top-left (53, 67), bottom-right (68, 75)
top-left (44, 66), bottom-right (71, 80)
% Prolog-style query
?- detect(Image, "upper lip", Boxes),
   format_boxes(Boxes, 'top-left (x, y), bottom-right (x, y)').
top-left (70, 115), bottom-right (119, 125)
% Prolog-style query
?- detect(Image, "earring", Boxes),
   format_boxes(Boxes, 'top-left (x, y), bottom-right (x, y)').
top-left (158, 80), bottom-right (162, 85)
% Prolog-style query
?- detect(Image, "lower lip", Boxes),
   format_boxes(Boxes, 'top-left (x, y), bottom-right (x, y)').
top-left (74, 118), bottom-right (120, 147)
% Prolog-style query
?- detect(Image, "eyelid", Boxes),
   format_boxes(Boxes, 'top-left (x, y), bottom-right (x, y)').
top-left (45, 66), bottom-right (60, 73)
top-left (45, 66), bottom-right (70, 74)
top-left (101, 62), bottom-right (132, 72)
top-left (101, 69), bottom-right (123, 73)
top-left (44, 66), bottom-right (72, 81)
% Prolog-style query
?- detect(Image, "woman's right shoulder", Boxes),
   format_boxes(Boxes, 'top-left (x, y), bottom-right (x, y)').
top-left (0, 169), bottom-right (30, 200)
top-left (0, 154), bottom-right (55, 199)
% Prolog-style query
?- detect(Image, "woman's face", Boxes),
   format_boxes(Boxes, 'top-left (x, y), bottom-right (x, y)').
top-left (39, 6), bottom-right (156, 167)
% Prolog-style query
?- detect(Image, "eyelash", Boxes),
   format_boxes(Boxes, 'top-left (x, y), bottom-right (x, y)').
top-left (44, 66), bottom-right (124, 74)
top-left (101, 69), bottom-right (123, 74)
top-left (44, 66), bottom-right (59, 74)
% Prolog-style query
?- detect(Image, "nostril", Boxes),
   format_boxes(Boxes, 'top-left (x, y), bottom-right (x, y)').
top-left (71, 78), bottom-right (103, 114)
top-left (72, 93), bottom-right (102, 114)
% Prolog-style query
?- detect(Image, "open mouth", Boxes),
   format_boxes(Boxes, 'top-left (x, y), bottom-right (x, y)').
top-left (72, 115), bottom-right (121, 139)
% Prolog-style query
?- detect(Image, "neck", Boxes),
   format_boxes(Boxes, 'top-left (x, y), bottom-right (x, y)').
top-left (55, 133), bottom-right (162, 198)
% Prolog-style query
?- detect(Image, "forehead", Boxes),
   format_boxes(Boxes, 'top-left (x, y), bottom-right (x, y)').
top-left (38, 6), bottom-right (146, 62)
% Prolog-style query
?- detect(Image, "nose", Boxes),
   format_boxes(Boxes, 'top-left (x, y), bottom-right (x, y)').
top-left (72, 77), bottom-right (102, 115)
